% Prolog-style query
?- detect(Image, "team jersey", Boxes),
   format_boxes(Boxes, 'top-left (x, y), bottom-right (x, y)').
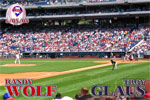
top-left (16, 54), bottom-right (20, 59)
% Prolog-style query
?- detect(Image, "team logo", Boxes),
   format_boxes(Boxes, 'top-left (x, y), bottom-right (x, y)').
top-left (12, 6), bottom-right (23, 17)
top-left (5, 4), bottom-right (29, 25)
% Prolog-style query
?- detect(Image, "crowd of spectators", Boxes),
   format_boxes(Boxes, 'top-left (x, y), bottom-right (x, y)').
top-left (0, 0), bottom-right (58, 6)
top-left (0, 25), bottom-right (149, 56)
top-left (112, 26), bottom-right (149, 52)
top-left (0, 0), bottom-right (118, 7)
top-left (87, 0), bottom-right (116, 3)
top-left (132, 38), bottom-right (150, 54)
top-left (131, 27), bottom-right (150, 54)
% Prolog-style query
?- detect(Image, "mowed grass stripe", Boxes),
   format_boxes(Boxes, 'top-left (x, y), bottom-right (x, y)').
top-left (56, 63), bottom-right (149, 99)
top-left (0, 63), bottom-right (149, 100)
top-left (56, 63), bottom-right (149, 93)
top-left (26, 63), bottom-right (149, 100)
top-left (34, 63), bottom-right (147, 85)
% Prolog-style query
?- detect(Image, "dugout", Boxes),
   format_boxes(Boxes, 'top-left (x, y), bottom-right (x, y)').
top-left (21, 52), bottom-right (130, 59)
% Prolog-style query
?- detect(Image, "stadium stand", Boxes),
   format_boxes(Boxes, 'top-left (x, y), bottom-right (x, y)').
top-left (0, 24), bottom-right (149, 55)
top-left (0, 0), bottom-right (149, 58)
top-left (0, 0), bottom-right (119, 7)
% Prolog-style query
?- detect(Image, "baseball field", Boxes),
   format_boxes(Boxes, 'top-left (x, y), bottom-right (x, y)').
top-left (0, 59), bottom-right (150, 100)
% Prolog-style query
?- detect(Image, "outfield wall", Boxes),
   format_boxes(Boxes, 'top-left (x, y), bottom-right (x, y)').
top-left (23, 52), bottom-right (127, 58)
top-left (1, 52), bottom-right (128, 58)
top-left (1, 52), bottom-right (149, 59)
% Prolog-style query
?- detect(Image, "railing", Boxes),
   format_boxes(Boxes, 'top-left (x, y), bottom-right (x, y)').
top-left (0, 11), bottom-right (150, 21)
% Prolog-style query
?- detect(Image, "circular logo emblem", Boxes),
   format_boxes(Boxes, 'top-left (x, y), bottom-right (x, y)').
top-left (12, 6), bottom-right (23, 17)
top-left (6, 4), bottom-right (29, 25)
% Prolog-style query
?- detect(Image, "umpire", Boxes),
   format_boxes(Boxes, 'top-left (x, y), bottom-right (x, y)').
top-left (111, 60), bottom-right (117, 70)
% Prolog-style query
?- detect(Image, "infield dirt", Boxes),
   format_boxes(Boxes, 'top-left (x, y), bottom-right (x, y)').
top-left (1, 64), bottom-right (36, 67)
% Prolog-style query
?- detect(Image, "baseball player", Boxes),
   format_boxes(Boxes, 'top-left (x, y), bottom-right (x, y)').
top-left (129, 54), bottom-right (133, 61)
top-left (111, 59), bottom-right (117, 70)
top-left (15, 52), bottom-right (20, 64)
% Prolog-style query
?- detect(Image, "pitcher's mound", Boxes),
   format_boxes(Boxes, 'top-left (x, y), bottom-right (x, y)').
top-left (2, 64), bottom-right (36, 67)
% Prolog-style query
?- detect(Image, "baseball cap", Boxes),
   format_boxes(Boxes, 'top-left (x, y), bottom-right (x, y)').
top-left (6, 97), bottom-right (14, 100)
top-left (144, 93), bottom-right (150, 99)
top-left (3, 93), bottom-right (14, 100)
top-left (61, 96), bottom-right (73, 100)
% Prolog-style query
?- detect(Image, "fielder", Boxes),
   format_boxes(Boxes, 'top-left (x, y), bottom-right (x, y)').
top-left (111, 59), bottom-right (117, 70)
top-left (15, 52), bottom-right (20, 64)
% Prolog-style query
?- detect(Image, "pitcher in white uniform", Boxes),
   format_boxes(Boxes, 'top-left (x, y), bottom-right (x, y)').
top-left (15, 52), bottom-right (20, 64)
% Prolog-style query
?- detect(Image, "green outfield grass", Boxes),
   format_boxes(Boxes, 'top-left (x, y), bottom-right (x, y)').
top-left (0, 59), bottom-right (149, 100)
